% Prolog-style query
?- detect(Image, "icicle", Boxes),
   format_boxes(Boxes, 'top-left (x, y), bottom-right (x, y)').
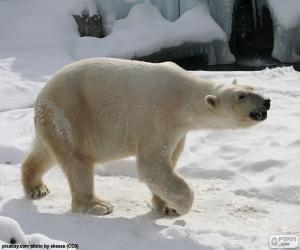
top-left (257, 0), bottom-right (266, 29)
top-left (208, 45), bottom-right (216, 65)
top-left (251, 0), bottom-right (257, 30)
top-left (208, 0), bottom-right (235, 39)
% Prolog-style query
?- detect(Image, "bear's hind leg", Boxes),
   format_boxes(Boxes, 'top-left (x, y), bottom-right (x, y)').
top-left (56, 152), bottom-right (113, 215)
top-left (21, 138), bottom-right (54, 199)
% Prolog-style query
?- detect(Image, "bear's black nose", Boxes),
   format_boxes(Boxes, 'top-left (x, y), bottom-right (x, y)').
top-left (263, 98), bottom-right (271, 110)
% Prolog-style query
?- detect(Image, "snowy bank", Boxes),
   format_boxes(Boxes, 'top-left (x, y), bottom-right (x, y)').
top-left (75, 2), bottom-right (235, 65)
top-left (0, 0), bottom-right (234, 83)
top-left (0, 216), bottom-right (69, 249)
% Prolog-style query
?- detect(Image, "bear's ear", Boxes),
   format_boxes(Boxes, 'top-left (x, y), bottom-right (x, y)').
top-left (205, 95), bottom-right (217, 110)
top-left (232, 79), bottom-right (238, 85)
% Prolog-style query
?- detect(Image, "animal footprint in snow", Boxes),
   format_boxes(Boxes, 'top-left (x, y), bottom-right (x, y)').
top-left (231, 205), bottom-right (269, 217)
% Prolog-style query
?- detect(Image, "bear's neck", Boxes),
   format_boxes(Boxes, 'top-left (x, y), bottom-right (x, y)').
top-left (183, 77), bottom-right (224, 130)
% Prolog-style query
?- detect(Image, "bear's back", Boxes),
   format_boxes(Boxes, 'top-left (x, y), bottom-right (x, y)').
top-left (38, 58), bottom-right (190, 110)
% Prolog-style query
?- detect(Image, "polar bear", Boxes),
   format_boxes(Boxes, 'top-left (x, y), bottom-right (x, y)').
top-left (21, 58), bottom-right (270, 216)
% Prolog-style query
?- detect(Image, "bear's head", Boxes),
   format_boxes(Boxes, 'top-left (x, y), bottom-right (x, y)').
top-left (205, 79), bottom-right (271, 129)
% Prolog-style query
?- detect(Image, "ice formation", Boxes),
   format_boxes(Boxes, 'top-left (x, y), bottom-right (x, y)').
top-left (0, 0), bottom-right (235, 67)
top-left (254, 0), bottom-right (267, 28)
top-left (97, 0), bottom-right (235, 41)
top-left (266, 0), bottom-right (300, 62)
top-left (111, 1), bottom-right (166, 31)
top-left (208, 0), bottom-right (235, 39)
top-left (178, 0), bottom-right (235, 39)
top-left (251, 0), bottom-right (257, 29)
top-left (76, 2), bottom-right (235, 64)
top-left (101, 0), bottom-right (299, 63)
top-left (95, 0), bottom-right (180, 34)
top-left (71, 0), bottom-right (98, 16)
top-left (250, 0), bottom-right (300, 62)
top-left (96, 0), bottom-right (180, 23)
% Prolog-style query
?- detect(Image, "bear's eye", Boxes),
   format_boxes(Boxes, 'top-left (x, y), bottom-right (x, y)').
top-left (238, 94), bottom-right (246, 101)
top-left (10, 238), bottom-right (17, 244)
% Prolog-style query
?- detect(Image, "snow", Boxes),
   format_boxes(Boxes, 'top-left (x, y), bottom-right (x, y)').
top-left (0, 58), bottom-right (43, 112)
top-left (180, 0), bottom-right (235, 39)
top-left (111, 1), bottom-right (166, 31)
top-left (151, 0), bottom-right (180, 21)
top-left (0, 216), bottom-right (68, 249)
top-left (0, 0), bottom-right (300, 249)
top-left (79, 0), bottom-right (98, 16)
top-left (75, 2), bottom-right (235, 64)
top-left (96, 0), bottom-right (180, 25)
top-left (266, 0), bottom-right (300, 29)
top-left (0, 216), bottom-right (28, 245)
top-left (0, 0), bottom-right (78, 80)
top-left (0, 0), bottom-right (234, 74)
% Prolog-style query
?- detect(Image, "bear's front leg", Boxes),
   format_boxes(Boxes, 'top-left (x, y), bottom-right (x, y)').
top-left (137, 138), bottom-right (194, 216)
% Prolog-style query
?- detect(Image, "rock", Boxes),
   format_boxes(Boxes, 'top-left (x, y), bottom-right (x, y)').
top-left (73, 14), bottom-right (103, 38)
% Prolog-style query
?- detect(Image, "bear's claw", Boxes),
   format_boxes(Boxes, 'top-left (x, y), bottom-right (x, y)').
top-left (28, 184), bottom-right (50, 199)
top-left (161, 206), bottom-right (179, 216)
top-left (91, 200), bottom-right (113, 215)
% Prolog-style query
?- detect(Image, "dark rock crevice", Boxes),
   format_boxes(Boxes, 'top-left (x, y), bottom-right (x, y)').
top-left (230, 0), bottom-right (274, 57)
top-left (73, 14), bottom-right (103, 38)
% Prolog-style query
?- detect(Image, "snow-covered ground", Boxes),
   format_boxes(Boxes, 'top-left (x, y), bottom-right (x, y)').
top-left (1, 61), bottom-right (300, 249)
top-left (0, 0), bottom-right (300, 249)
